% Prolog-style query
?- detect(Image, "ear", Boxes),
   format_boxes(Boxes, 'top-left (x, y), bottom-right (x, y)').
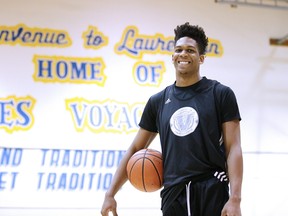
top-left (199, 55), bottom-right (205, 64)
top-left (172, 54), bottom-right (175, 62)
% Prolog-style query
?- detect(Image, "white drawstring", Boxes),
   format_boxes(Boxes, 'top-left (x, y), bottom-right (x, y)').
top-left (185, 172), bottom-right (227, 216)
top-left (186, 181), bottom-right (192, 216)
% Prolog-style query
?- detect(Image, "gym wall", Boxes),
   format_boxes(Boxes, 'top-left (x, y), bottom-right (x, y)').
top-left (1, 0), bottom-right (287, 215)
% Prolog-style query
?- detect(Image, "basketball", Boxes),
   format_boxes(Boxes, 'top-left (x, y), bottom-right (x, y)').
top-left (126, 148), bottom-right (163, 192)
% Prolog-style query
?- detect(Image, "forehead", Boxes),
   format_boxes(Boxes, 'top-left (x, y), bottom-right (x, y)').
top-left (175, 36), bottom-right (197, 47)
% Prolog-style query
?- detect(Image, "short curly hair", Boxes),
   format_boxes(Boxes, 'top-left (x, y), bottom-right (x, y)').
top-left (174, 22), bottom-right (209, 55)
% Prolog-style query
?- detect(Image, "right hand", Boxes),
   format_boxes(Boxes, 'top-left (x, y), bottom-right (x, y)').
top-left (101, 194), bottom-right (118, 216)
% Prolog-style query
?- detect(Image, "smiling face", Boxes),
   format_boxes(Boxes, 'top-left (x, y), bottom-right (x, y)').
top-left (172, 36), bottom-right (205, 85)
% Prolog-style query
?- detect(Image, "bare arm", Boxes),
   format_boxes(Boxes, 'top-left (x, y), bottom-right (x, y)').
top-left (101, 128), bottom-right (158, 216)
top-left (221, 119), bottom-right (243, 216)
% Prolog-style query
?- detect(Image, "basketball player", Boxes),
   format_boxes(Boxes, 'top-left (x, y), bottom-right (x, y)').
top-left (101, 22), bottom-right (243, 216)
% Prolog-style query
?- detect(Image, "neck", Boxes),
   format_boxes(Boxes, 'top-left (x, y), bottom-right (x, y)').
top-left (176, 74), bottom-right (202, 87)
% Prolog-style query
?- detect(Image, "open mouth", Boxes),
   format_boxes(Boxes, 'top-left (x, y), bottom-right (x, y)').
top-left (178, 61), bottom-right (191, 64)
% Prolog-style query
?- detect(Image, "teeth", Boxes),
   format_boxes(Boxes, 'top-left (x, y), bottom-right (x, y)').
top-left (178, 61), bottom-right (189, 64)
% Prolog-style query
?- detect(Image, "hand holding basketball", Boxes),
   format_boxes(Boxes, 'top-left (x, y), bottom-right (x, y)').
top-left (126, 149), bottom-right (163, 192)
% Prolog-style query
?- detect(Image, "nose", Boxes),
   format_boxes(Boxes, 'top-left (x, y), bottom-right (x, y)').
top-left (179, 50), bottom-right (188, 57)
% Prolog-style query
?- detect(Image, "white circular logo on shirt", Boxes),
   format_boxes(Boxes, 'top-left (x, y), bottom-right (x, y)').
top-left (170, 107), bottom-right (199, 137)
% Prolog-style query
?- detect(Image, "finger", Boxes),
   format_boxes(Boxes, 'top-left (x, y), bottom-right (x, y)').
top-left (111, 209), bottom-right (118, 216)
top-left (100, 208), bottom-right (108, 216)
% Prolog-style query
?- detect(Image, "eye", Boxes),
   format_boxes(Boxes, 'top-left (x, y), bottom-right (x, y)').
top-left (174, 48), bottom-right (182, 53)
top-left (187, 49), bottom-right (195, 53)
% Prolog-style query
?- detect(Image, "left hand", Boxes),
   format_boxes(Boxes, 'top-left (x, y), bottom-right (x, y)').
top-left (221, 197), bottom-right (241, 216)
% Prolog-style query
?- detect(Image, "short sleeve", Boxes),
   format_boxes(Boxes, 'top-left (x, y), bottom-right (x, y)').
top-left (216, 84), bottom-right (241, 123)
top-left (138, 96), bottom-right (159, 133)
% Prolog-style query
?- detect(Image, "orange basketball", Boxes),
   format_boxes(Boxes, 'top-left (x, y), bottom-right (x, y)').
top-left (126, 148), bottom-right (163, 192)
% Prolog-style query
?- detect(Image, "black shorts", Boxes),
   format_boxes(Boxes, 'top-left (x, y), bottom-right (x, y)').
top-left (162, 176), bottom-right (229, 216)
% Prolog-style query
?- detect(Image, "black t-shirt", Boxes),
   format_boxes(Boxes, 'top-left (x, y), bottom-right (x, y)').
top-left (138, 77), bottom-right (241, 209)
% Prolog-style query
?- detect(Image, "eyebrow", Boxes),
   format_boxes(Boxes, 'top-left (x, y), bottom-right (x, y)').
top-left (174, 45), bottom-right (196, 49)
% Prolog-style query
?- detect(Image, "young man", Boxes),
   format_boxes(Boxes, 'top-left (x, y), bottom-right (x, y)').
top-left (101, 22), bottom-right (243, 216)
